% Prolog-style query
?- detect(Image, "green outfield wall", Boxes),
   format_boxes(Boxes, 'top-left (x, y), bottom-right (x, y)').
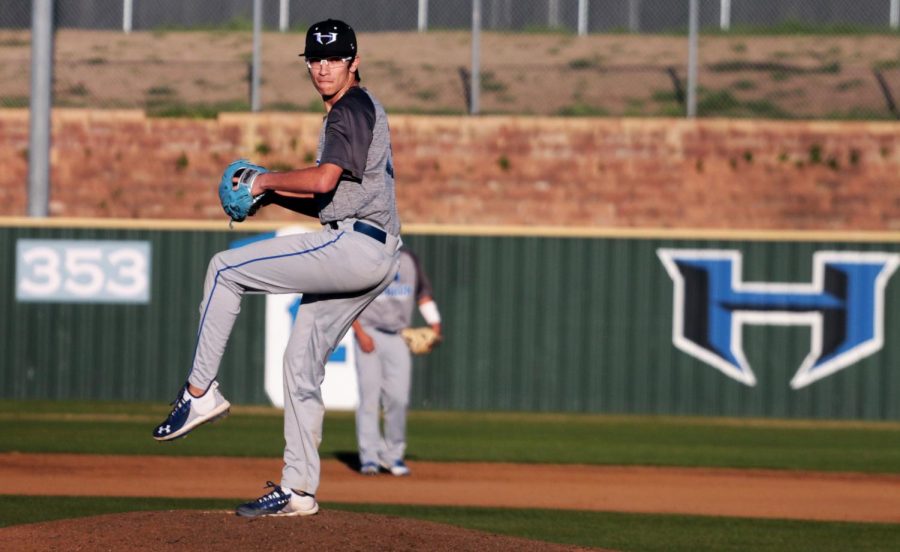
top-left (2, 219), bottom-right (899, 420)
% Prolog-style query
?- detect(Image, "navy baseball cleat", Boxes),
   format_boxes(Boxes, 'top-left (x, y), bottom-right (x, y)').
top-left (235, 481), bottom-right (319, 517)
top-left (152, 381), bottom-right (231, 441)
top-left (381, 459), bottom-right (411, 476)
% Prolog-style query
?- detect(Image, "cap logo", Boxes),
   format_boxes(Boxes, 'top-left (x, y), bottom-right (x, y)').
top-left (314, 32), bottom-right (338, 45)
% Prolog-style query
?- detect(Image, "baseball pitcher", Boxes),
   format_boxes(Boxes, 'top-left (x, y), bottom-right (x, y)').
top-left (152, 19), bottom-right (401, 518)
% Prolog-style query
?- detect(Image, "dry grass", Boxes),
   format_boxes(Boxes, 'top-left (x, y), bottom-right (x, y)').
top-left (1, 29), bottom-right (899, 118)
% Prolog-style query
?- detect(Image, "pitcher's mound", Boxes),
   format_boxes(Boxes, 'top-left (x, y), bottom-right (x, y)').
top-left (0, 509), bottom-right (602, 551)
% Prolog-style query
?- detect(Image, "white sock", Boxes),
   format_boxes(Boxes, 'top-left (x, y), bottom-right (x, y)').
top-left (185, 386), bottom-right (215, 412)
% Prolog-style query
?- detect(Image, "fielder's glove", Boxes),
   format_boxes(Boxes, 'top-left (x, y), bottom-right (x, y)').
top-left (401, 327), bottom-right (441, 355)
top-left (218, 160), bottom-right (270, 224)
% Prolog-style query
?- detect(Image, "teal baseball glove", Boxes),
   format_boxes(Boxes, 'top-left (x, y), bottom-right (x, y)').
top-left (218, 160), bottom-right (270, 224)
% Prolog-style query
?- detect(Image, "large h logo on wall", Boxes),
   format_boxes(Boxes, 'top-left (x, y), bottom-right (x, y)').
top-left (658, 249), bottom-right (898, 389)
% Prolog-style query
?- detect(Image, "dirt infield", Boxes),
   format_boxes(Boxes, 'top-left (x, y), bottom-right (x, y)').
top-left (0, 510), bottom-right (599, 552)
top-left (2, 453), bottom-right (899, 524)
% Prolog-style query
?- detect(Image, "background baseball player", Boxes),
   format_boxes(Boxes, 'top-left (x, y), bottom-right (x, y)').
top-left (151, 19), bottom-right (402, 517)
top-left (352, 246), bottom-right (442, 476)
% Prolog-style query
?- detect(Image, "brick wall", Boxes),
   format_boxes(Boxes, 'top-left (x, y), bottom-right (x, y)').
top-left (1, 109), bottom-right (898, 230)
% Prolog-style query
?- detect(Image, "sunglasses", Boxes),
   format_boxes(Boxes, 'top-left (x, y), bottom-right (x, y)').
top-left (305, 56), bottom-right (354, 70)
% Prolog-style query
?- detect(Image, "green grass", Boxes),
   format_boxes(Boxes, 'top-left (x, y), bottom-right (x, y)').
top-left (1, 401), bottom-right (899, 473)
top-left (2, 496), bottom-right (898, 552)
top-left (824, 107), bottom-right (897, 121)
top-left (146, 85), bottom-right (176, 96)
top-left (708, 61), bottom-right (841, 74)
top-left (339, 504), bottom-right (900, 552)
top-left (144, 100), bottom-right (251, 118)
top-left (873, 59), bottom-right (900, 70)
top-left (480, 71), bottom-right (507, 93)
top-left (697, 89), bottom-right (792, 119)
top-left (151, 17), bottom-right (259, 33)
top-left (0, 37), bottom-right (29, 47)
top-left (702, 21), bottom-right (899, 36)
top-left (3, 403), bottom-right (899, 550)
top-left (557, 103), bottom-right (609, 117)
top-left (375, 106), bottom-right (466, 116)
top-left (0, 495), bottom-right (230, 528)
top-left (568, 56), bottom-right (602, 70)
top-left (0, 97), bottom-right (30, 108)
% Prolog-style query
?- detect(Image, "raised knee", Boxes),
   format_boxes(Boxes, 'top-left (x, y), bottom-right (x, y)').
top-left (209, 251), bottom-right (231, 273)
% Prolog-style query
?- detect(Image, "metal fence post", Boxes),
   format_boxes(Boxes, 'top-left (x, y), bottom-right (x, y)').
top-left (470, 0), bottom-right (480, 115)
top-left (251, 0), bottom-right (262, 112)
top-left (687, 0), bottom-right (699, 117)
top-left (418, 0), bottom-right (428, 32)
top-left (548, 0), bottom-right (559, 29)
top-left (577, 0), bottom-right (588, 36)
top-left (279, 0), bottom-right (288, 32)
top-left (720, 0), bottom-right (731, 31)
top-left (892, 0), bottom-right (899, 30)
top-left (628, 0), bottom-right (641, 33)
top-left (29, 0), bottom-right (53, 218)
top-left (122, 0), bottom-right (133, 33)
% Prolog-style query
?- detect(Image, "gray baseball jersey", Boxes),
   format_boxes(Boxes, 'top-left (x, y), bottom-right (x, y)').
top-left (317, 87), bottom-right (400, 236)
top-left (186, 84), bottom-right (401, 495)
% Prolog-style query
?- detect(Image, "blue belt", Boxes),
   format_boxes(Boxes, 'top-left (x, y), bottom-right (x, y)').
top-left (328, 220), bottom-right (386, 244)
top-left (374, 328), bottom-right (400, 335)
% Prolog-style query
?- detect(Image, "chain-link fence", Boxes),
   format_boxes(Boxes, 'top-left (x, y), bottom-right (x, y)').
top-left (2, 0), bottom-right (899, 118)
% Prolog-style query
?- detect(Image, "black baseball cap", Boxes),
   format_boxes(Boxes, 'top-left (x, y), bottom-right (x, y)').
top-left (299, 19), bottom-right (357, 59)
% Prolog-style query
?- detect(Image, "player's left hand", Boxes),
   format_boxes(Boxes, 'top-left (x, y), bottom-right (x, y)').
top-left (218, 160), bottom-right (269, 223)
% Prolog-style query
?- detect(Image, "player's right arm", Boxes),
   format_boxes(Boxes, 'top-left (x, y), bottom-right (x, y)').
top-left (253, 97), bottom-right (371, 197)
top-left (265, 192), bottom-right (320, 218)
top-left (253, 163), bottom-right (343, 195)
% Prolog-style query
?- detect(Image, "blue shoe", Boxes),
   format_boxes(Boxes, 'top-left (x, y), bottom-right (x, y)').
top-left (359, 462), bottom-right (379, 476)
top-left (235, 481), bottom-right (319, 517)
top-left (381, 459), bottom-right (411, 477)
top-left (152, 381), bottom-right (230, 441)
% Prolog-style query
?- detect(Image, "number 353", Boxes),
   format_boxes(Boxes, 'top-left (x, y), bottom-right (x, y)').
top-left (16, 240), bottom-right (151, 303)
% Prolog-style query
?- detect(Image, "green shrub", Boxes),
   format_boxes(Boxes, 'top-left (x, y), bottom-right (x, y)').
top-left (557, 103), bottom-right (608, 117)
top-left (145, 100), bottom-right (250, 119)
top-left (480, 72), bottom-right (507, 93)
top-left (568, 57), bottom-right (599, 70)
top-left (415, 89), bottom-right (438, 101)
top-left (269, 162), bottom-right (294, 172)
top-left (146, 85), bottom-right (175, 96)
top-left (809, 144), bottom-right (823, 164)
top-left (66, 83), bottom-right (90, 96)
top-left (175, 152), bottom-right (189, 171)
